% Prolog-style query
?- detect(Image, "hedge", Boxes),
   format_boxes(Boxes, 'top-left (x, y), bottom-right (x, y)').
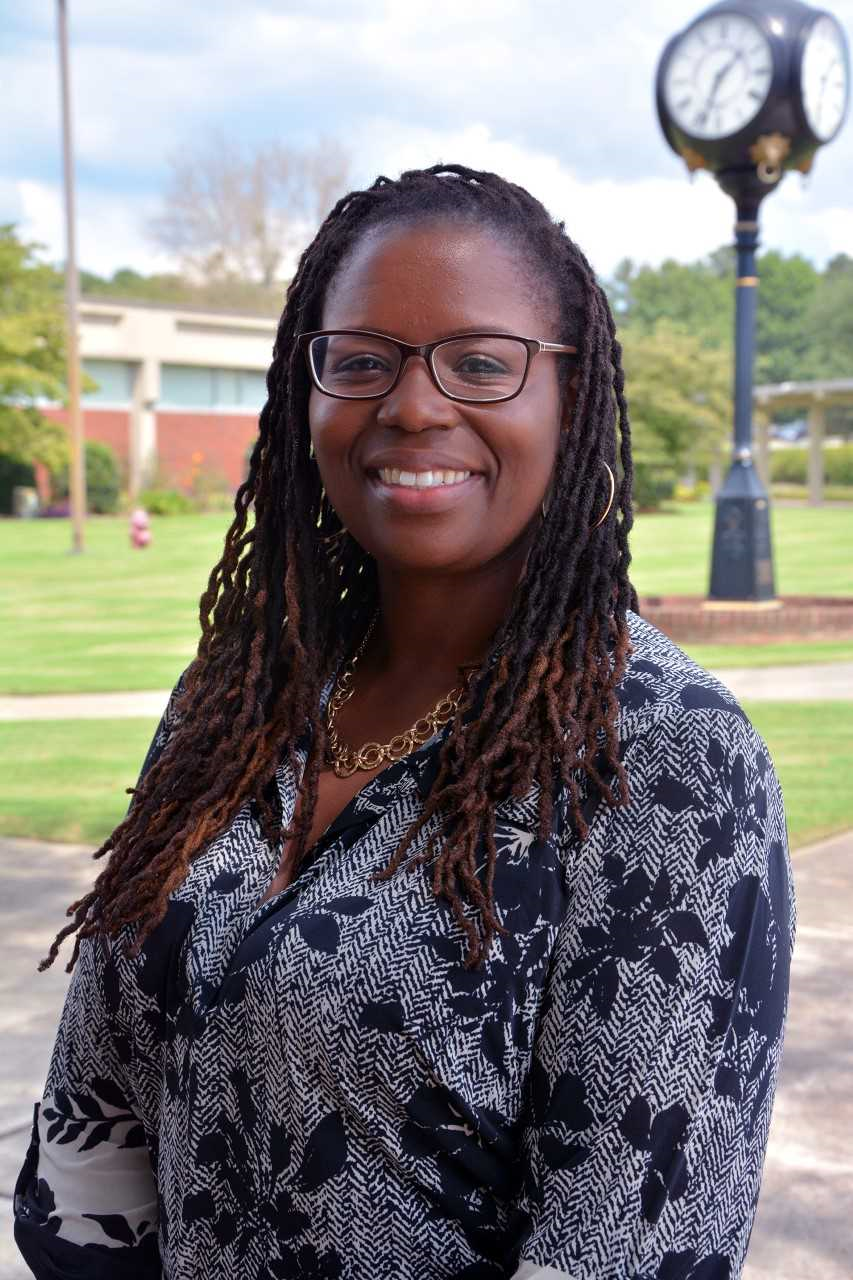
top-left (51, 441), bottom-right (122, 514)
top-left (770, 444), bottom-right (853, 486)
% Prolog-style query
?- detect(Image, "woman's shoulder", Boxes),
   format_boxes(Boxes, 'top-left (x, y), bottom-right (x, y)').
top-left (609, 610), bottom-right (779, 810)
top-left (554, 613), bottom-right (794, 962)
top-left (591, 611), bottom-right (787, 891)
top-left (618, 610), bottom-right (751, 734)
top-left (613, 610), bottom-right (773, 777)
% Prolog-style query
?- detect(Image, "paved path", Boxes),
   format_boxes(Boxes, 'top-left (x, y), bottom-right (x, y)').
top-left (1, 663), bottom-right (851, 722)
top-left (1, 831), bottom-right (851, 1278)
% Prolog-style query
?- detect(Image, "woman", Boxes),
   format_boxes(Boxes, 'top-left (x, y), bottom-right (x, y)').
top-left (15, 165), bottom-right (795, 1280)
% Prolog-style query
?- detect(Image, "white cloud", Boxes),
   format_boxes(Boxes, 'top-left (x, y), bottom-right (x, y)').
top-left (8, 179), bottom-right (172, 277)
top-left (2, 0), bottom-right (851, 279)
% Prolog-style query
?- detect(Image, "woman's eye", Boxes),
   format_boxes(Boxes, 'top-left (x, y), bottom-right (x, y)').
top-left (455, 354), bottom-right (508, 376)
top-left (334, 354), bottom-right (391, 374)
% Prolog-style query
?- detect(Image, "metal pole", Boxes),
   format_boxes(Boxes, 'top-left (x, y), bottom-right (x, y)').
top-left (56, 0), bottom-right (86, 553)
top-left (708, 197), bottom-right (775, 601)
top-left (733, 213), bottom-right (760, 456)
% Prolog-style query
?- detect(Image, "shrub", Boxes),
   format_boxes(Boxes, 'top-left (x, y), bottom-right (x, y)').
top-left (769, 448), bottom-right (807, 484)
top-left (51, 441), bottom-right (121, 514)
top-left (826, 445), bottom-right (853, 486)
top-left (0, 453), bottom-right (37, 514)
top-left (632, 460), bottom-right (678, 511)
top-left (770, 444), bottom-right (853, 486)
top-left (137, 488), bottom-right (194, 516)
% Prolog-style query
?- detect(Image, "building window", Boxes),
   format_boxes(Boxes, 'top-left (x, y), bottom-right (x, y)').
top-left (82, 359), bottom-right (134, 405)
top-left (160, 365), bottom-right (267, 410)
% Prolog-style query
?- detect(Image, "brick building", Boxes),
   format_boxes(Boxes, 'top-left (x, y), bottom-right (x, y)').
top-left (43, 297), bottom-right (276, 497)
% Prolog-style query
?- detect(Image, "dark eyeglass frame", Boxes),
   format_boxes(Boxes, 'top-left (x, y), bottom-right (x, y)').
top-left (297, 328), bottom-right (579, 405)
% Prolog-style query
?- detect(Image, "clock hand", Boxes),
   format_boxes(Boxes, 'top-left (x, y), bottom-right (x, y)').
top-left (695, 52), bottom-right (740, 126)
top-left (705, 53), bottom-right (740, 109)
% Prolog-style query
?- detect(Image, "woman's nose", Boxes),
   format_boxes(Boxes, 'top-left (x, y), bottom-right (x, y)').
top-left (375, 355), bottom-right (460, 432)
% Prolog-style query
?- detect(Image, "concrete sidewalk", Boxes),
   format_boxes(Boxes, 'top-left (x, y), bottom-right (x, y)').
top-left (1, 831), bottom-right (851, 1278)
top-left (1, 662), bottom-right (851, 722)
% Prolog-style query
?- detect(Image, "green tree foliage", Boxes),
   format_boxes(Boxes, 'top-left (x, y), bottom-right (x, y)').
top-left (610, 244), bottom-right (853, 460)
top-left (51, 440), bottom-right (121, 514)
top-left (620, 322), bottom-right (731, 508)
top-left (804, 253), bottom-right (853, 380)
top-left (754, 251), bottom-right (820, 384)
top-left (608, 255), bottom-right (732, 349)
top-left (0, 225), bottom-right (69, 472)
top-left (80, 267), bottom-right (284, 317)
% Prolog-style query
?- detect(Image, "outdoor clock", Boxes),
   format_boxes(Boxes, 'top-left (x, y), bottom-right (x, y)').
top-left (800, 12), bottom-right (849, 140)
top-left (655, 1), bottom-right (849, 604)
top-left (661, 11), bottom-right (774, 142)
top-left (656, 0), bottom-right (850, 187)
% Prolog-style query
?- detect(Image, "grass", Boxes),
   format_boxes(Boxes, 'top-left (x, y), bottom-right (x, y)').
top-left (1, 514), bottom-right (230, 694)
top-left (744, 702), bottom-right (853, 849)
top-left (682, 639), bottom-right (853, 669)
top-left (1, 503), bottom-right (851, 695)
top-left (629, 501), bottom-right (853, 598)
top-left (0, 718), bottom-right (160, 846)
top-left (1, 703), bottom-right (849, 851)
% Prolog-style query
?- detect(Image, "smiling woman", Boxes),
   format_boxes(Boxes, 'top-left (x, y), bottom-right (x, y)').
top-left (15, 166), bottom-right (795, 1280)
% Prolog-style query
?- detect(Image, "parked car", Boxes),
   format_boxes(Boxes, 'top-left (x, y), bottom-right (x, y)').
top-left (770, 418), bottom-right (808, 442)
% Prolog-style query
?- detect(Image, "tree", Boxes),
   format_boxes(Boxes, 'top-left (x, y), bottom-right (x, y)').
top-left (611, 255), bottom-right (733, 350)
top-left (804, 254), bottom-right (853, 380)
top-left (148, 132), bottom-right (351, 288)
top-left (621, 322), bottom-right (732, 507)
top-left (0, 225), bottom-right (69, 472)
top-left (81, 266), bottom-right (284, 317)
top-left (754, 251), bottom-right (819, 384)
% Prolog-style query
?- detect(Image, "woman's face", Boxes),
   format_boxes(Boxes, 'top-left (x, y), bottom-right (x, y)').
top-left (308, 220), bottom-right (568, 576)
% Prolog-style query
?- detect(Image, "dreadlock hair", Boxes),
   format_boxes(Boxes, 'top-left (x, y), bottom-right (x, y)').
top-left (42, 162), bottom-right (638, 976)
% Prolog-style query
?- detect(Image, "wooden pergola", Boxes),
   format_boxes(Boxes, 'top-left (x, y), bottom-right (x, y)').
top-left (752, 378), bottom-right (853, 504)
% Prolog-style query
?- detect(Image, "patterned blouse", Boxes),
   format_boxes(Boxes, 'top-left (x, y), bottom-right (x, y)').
top-left (14, 612), bottom-right (796, 1280)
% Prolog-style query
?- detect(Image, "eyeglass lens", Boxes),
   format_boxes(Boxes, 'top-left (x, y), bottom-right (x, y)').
top-left (308, 333), bottom-right (529, 401)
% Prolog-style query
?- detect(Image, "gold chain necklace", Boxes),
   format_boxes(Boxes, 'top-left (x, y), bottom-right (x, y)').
top-left (324, 615), bottom-right (472, 778)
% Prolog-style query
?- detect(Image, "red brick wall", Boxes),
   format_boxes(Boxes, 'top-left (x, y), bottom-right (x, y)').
top-left (40, 406), bottom-right (259, 494)
top-left (43, 407), bottom-right (131, 475)
top-left (156, 412), bottom-right (258, 491)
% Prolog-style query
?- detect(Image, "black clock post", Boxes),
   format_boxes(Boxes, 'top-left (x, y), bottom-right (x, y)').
top-left (655, 0), bottom-right (850, 602)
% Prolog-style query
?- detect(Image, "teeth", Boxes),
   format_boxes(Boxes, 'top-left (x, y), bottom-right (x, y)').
top-left (377, 467), bottom-right (472, 487)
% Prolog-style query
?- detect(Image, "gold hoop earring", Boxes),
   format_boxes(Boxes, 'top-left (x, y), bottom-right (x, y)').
top-left (540, 461), bottom-right (615, 528)
top-left (590, 461), bottom-right (616, 531)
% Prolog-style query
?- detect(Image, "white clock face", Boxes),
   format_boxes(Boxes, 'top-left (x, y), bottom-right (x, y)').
top-left (801, 15), bottom-right (849, 141)
top-left (664, 12), bottom-right (773, 140)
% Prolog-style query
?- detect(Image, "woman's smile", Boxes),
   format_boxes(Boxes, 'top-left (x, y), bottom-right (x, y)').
top-left (366, 466), bottom-right (485, 513)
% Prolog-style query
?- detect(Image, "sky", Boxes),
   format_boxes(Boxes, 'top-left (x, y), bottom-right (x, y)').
top-left (1, 0), bottom-right (852, 284)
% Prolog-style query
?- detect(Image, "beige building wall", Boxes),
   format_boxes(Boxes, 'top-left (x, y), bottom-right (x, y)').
top-left (78, 298), bottom-right (277, 495)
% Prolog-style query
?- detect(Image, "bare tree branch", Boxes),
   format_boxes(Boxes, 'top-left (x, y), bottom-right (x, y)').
top-left (147, 132), bottom-right (351, 288)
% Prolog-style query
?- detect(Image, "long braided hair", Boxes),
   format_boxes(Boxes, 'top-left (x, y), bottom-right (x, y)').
top-left (43, 163), bottom-right (637, 975)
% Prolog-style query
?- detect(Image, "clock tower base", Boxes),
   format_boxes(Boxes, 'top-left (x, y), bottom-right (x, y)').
top-left (709, 458), bottom-right (776, 602)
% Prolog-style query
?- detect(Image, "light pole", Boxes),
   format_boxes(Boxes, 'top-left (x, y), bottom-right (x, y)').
top-left (655, 0), bottom-right (849, 601)
top-left (56, 0), bottom-right (86, 553)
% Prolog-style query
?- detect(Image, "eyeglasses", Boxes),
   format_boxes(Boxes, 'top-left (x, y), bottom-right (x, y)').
top-left (297, 329), bottom-right (578, 405)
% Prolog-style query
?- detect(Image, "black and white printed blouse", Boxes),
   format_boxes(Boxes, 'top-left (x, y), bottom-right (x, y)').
top-left (14, 612), bottom-right (796, 1280)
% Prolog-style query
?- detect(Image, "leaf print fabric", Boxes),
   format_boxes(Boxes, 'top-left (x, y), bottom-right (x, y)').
top-left (13, 613), bottom-right (795, 1280)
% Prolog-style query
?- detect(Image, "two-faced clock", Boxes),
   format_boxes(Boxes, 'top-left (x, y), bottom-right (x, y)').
top-left (656, 1), bottom-right (850, 182)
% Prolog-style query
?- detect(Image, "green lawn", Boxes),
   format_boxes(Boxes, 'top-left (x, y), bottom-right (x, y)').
top-left (743, 702), bottom-right (853, 848)
top-left (1, 503), bottom-right (851, 695)
top-left (629, 501), bottom-right (853, 598)
top-left (1, 703), bottom-right (848, 851)
top-left (0, 718), bottom-right (159, 846)
top-left (684, 639), bottom-right (853, 669)
top-left (1, 514), bottom-right (230, 693)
